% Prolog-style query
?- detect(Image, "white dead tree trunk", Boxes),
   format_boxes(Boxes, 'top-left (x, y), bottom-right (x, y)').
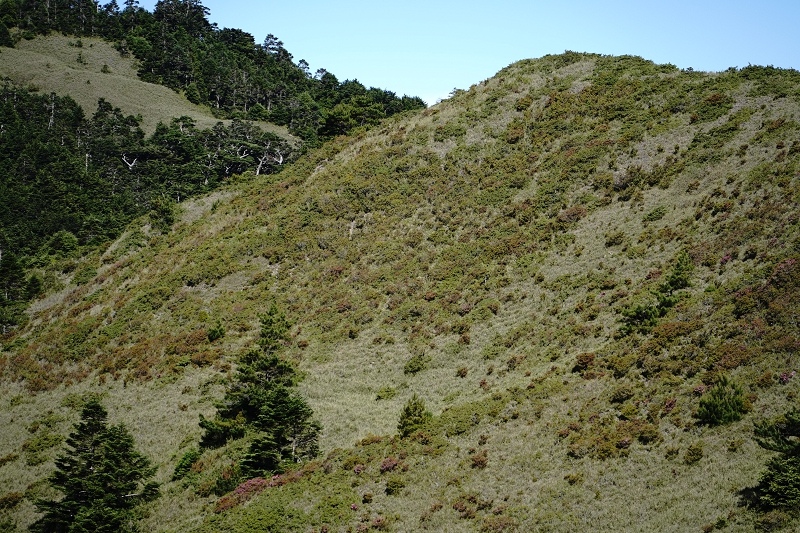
top-left (122, 154), bottom-right (137, 170)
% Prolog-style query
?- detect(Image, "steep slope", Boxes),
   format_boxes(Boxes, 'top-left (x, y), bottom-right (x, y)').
top-left (2, 53), bottom-right (800, 532)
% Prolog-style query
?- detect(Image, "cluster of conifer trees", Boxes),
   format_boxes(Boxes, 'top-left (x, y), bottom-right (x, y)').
top-left (0, 0), bottom-right (425, 142)
top-left (0, 87), bottom-right (290, 329)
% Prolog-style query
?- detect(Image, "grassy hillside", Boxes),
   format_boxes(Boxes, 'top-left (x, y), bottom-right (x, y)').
top-left (2, 52), bottom-right (800, 532)
top-left (0, 33), bottom-right (288, 136)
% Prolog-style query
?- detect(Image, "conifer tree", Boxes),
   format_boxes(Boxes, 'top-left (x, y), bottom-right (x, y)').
top-left (31, 400), bottom-right (158, 533)
top-left (397, 394), bottom-right (432, 438)
top-left (200, 304), bottom-right (320, 477)
top-left (753, 410), bottom-right (800, 510)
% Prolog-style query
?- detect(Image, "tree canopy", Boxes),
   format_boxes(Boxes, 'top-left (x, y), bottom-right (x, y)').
top-left (752, 410), bottom-right (800, 510)
top-left (31, 400), bottom-right (158, 533)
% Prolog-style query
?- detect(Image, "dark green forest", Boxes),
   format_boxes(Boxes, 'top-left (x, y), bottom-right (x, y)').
top-left (0, 0), bottom-right (425, 332)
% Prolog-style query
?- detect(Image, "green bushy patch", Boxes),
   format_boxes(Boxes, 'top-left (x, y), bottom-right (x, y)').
top-left (696, 376), bottom-right (749, 426)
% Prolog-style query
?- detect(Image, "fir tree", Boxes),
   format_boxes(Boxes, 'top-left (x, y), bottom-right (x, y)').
top-left (200, 304), bottom-right (320, 477)
top-left (31, 400), bottom-right (158, 533)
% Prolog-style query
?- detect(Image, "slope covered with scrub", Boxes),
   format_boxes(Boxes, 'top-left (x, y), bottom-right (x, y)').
top-left (2, 52), bottom-right (800, 532)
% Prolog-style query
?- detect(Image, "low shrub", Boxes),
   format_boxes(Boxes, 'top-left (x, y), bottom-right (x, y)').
top-left (684, 441), bottom-right (704, 465)
top-left (756, 510), bottom-right (791, 531)
top-left (0, 492), bottom-right (23, 510)
top-left (375, 386), bottom-right (397, 401)
top-left (172, 448), bottom-right (202, 481)
top-left (696, 376), bottom-right (749, 426)
top-left (604, 230), bottom-right (626, 247)
top-left (397, 394), bottom-right (432, 437)
top-left (643, 205), bottom-right (667, 223)
top-left (207, 321), bottom-right (225, 342)
top-left (572, 352), bottom-right (595, 373)
top-left (22, 431), bottom-right (64, 466)
top-left (380, 456), bottom-right (399, 473)
top-left (470, 449), bottom-right (488, 469)
top-left (481, 515), bottom-right (517, 532)
top-left (404, 353), bottom-right (431, 375)
top-left (0, 453), bottom-right (19, 467)
top-left (385, 475), bottom-right (405, 495)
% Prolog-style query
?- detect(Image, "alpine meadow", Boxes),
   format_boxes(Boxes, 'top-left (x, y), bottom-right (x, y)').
top-left (1, 1), bottom-right (800, 532)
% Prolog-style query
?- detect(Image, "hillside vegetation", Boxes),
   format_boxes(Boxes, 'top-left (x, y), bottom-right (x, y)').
top-left (0, 0), bottom-right (426, 143)
top-left (0, 0), bottom-right (424, 340)
top-left (2, 52), bottom-right (800, 532)
top-left (0, 33), bottom-right (255, 135)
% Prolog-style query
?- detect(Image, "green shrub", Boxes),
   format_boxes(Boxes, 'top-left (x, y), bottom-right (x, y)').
top-left (619, 250), bottom-right (694, 335)
top-left (433, 122), bottom-right (466, 142)
top-left (696, 376), bottom-right (748, 426)
top-left (643, 206), bottom-right (667, 222)
top-left (150, 196), bottom-right (177, 233)
top-left (375, 386), bottom-right (397, 401)
top-left (207, 321), bottom-right (225, 342)
top-left (604, 230), bottom-right (626, 247)
top-left (22, 431), bottom-right (64, 466)
top-left (404, 353), bottom-right (431, 375)
top-left (684, 441), bottom-right (704, 464)
top-left (48, 230), bottom-right (80, 257)
top-left (172, 448), bottom-right (202, 481)
top-left (659, 250), bottom-right (693, 295)
top-left (385, 475), bottom-right (406, 495)
top-left (72, 264), bottom-right (97, 285)
top-left (397, 394), bottom-right (432, 438)
top-left (620, 298), bottom-right (662, 335)
top-left (610, 384), bottom-right (635, 403)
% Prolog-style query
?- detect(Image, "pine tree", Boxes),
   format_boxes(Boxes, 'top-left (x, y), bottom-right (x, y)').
top-left (31, 400), bottom-right (158, 533)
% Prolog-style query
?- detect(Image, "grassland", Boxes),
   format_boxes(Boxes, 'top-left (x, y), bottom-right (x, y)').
top-left (2, 52), bottom-right (800, 532)
top-left (0, 33), bottom-right (289, 137)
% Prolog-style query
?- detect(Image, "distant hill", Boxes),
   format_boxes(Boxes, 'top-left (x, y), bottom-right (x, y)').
top-left (0, 33), bottom-right (282, 135)
top-left (2, 51), bottom-right (800, 532)
top-left (0, 0), bottom-right (426, 144)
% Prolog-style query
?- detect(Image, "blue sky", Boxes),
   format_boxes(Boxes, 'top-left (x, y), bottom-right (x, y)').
top-left (137, 1), bottom-right (800, 106)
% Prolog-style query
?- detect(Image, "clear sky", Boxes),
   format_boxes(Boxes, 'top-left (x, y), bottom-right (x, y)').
top-left (136, 0), bottom-right (800, 106)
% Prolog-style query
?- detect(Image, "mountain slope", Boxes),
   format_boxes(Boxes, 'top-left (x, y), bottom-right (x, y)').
top-left (2, 52), bottom-right (800, 532)
top-left (0, 33), bottom-right (288, 136)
